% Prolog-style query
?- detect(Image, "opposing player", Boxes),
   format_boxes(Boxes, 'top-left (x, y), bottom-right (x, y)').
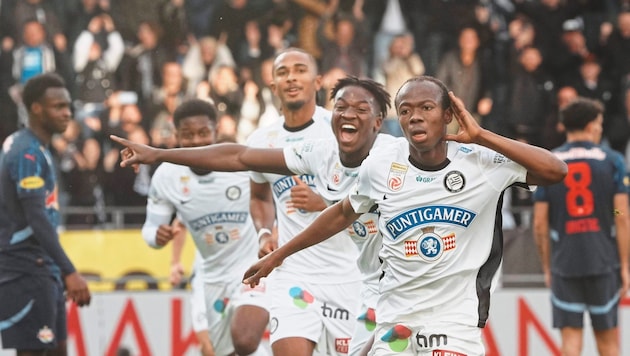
top-left (111, 76), bottom-right (394, 355)
top-left (140, 99), bottom-right (269, 356)
top-left (242, 76), bottom-right (567, 355)
top-left (533, 97), bottom-right (629, 356)
top-left (0, 73), bottom-right (91, 355)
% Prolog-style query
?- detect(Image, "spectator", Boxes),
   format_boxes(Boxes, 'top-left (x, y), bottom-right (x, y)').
top-left (381, 32), bottom-right (424, 136)
top-left (72, 13), bottom-right (124, 134)
top-left (317, 13), bottom-right (367, 77)
top-left (181, 36), bottom-right (235, 96)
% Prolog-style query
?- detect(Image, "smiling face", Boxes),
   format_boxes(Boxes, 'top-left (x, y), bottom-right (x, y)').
top-left (270, 50), bottom-right (321, 112)
top-left (332, 85), bottom-right (383, 166)
top-left (396, 79), bottom-right (451, 154)
top-left (33, 87), bottom-right (72, 136)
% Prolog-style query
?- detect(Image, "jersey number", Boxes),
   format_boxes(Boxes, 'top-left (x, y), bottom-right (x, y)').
top-left (564, 162), bottom-right (594, 217)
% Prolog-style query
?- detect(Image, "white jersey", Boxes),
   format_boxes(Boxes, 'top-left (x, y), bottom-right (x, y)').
top-left (247, 106), bottom-right (356, 283)
top-left (147, 163), bottom-right (258, 284)
top-left (350, 139), bottom-right (528, 327)
top-left (284, 133), bottom-right (398, 289)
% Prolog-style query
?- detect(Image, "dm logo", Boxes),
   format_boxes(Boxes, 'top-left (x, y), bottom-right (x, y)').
top-left (289, 286), bottom-right (314, 309)
top-left (213, 298), bottom-right (230, 317)
top-left (381, 324), bottom-right (412, 352)
top-left (358, 308), bottom-right (376, 331)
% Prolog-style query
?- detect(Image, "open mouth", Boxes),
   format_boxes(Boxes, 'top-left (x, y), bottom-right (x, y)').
top-left (339, 124), bottom-right (358, 143)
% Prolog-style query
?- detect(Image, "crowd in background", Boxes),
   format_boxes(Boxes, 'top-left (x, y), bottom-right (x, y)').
top-left (0, 0), bottom-right (629, 228)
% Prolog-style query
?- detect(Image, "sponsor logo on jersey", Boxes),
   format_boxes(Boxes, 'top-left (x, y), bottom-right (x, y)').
top-left (322, 302), bottom-right (349, 320)
top-left (189, 212), bottom-right (249, 231)
top-left (358, 307), bottom-right (376, 331)
top-left (335, 338), bottom-right (350, 354)
top-left (272, 174), bottom-right (316, 197)
top-left (213, 298), bottom-right (229, 317)
top-left (458, 146), bottom-right (472, 153)
top-left (269, 317), bottom-right (279, 334)
top-left (381, 324), bottom-right (412, 352)
top-left (416, 175), bottom-right (437, 183)
top-left (225, 186), bottom-right (241, 200)
top-left (416, 333), bottom-right (448, 349)
top-left (19, 176), bottom-right (44, 189)
top-left (289, 286), bottom-right (314, 309)
top-left (37, 326), bottom-right (54, 343)
top-left (387, 162), bottom-right (408, 191)
top-left (45, 187), bottom-right (59, 210)
top-left (24, 153), bottom-right (35, 161)
top-left (386, 206), bottom-right (476, 240)
top-left (333, 173), bottom-right (341, 185)
top-left (493, 153), bottom-right (508, 164)
top-left (432, 350), bottom-right (465, 356)
top-left (404, 229), bottom-right (456, 260)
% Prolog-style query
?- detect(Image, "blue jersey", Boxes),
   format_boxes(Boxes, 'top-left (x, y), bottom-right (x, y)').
top-left (0, 129), bottom-right (66, 282)
top-left (533, 141), bottom-right (629, 277)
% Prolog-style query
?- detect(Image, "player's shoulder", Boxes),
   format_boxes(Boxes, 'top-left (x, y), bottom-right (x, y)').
top-left (313, 105), bottom-right (332, 123)
top-left (364, 136), bottom-right (407, 167)
top-left (152, 162), bottom-right (187, 180)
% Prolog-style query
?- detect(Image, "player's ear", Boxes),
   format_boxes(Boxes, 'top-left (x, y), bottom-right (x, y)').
top-left (31, 101), bottom-right (42, 116)
top-left (444, 107), bottom-right (454, 124)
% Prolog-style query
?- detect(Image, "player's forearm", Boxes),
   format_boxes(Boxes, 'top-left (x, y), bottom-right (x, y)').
top-left (614, 194), bottom-right (630, 270)
top-left (154, 143), bottom-right (249, 171)
top-left (275, 199), bottom-right (359, 261)
top-left (532, 203), bottom-right (551, 273)
top-left (476, 129), bottom-right (567, 186)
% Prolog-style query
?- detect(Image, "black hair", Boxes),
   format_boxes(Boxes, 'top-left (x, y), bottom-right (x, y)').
top-left (560, 97), bottom-right (603, 132)
top-left (330, 76), bottom-right (391, 118)
top-left (394, 76), bottom-right (451, 112)
top-left (172, 99), bottom-right (218, 128)
top-left (273, 47), bottom-right (319, 75)
top-left (22, 73), bottom-right (66, 112)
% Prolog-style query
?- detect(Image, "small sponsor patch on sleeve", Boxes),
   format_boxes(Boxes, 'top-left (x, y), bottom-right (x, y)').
top-left (19, 176), bottom-right (45, 189)
top-left (493, 153), bottom-right (509, 164)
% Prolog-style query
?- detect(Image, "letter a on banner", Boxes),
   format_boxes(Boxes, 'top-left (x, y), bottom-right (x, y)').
top-left (106, 299), bottom-right (152, 356)
top-left (518, 297), bottom-right (560, 356)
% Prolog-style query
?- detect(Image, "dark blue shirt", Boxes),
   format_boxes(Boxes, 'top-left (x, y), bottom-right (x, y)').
top-left (0, 129), bottom-right (75, 282)
top-left (533, 141), bottom-right (629, 277)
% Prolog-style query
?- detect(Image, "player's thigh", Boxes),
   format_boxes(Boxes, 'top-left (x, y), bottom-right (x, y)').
top-left (584, 272), bottom-right (621, 331)
top-left (0, 275), bottom-right (60, 350)
top-left (268, 279), bottom-right (323, 345)
top-left (551, 275), bottom-right (587, 329)
top-left (203, 281), bottom-right (238, 355)
top-left (189, 274), bottom-right (209, 334)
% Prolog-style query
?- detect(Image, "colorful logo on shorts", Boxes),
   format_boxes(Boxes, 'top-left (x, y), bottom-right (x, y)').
top-left (213, 298), bottom-right (230, 317)
top-left (289, 286), bottom-right (314, 309)
top-left (37, 325), bottom-right (54, 343)
top-left (358, 308), bottom-right (376, 331)
top-left (381, 324), bottom-right (412, 352)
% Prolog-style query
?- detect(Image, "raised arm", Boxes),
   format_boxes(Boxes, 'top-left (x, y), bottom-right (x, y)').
top-left (614, 193), bottom-right (630, 298)
top-left (110, 135), bottom-right (294, 175)
top-left (445, 92), bottom-right (567, 186)
top-left (243, 197), bottom-right (361, 286)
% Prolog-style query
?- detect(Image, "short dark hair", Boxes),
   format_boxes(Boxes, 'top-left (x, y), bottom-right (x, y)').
top-left (273, 47), bottom-right (319, 75)
top-left (394, 76), bottom-right (451, 112)
top-left (560, 97), bottom-right (604, 132)
top-left (172, 99), bottom-right (218, 128)
top-left (330, 76), bottom-right (391, 118)
top-left (22, 73), bottom-right (66, 112)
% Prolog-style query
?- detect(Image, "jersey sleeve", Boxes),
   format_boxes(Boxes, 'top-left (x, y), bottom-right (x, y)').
top-left (477, 147), bottom-right (528, 191)
top-left (9, 146), bottom-right (48, 199)
top-left (611, 151), bottom-right (629, 194)
top-left (143, 168), bottom-right (176, 248)
top-left (283, 139), bottom-right (331, 175)
top-left (349, 158), bottom-right (378, 214)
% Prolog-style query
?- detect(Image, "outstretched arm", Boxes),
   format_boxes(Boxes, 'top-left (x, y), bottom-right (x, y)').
top-left (445, 92), bottom-right (567, 186)
top-left (110, 135), bottom-right (294, 175)
top-left (243, 197), bottom-right (361, 286)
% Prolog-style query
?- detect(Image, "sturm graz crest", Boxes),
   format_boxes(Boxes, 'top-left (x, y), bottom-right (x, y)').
top-left (417, 227), bottom-right (443, 261)
top-left (443, 170), bottom-right (465, 193)
top-left (225, 186), bottom-right (241, 200)
top-left (215, 231), bottom-right (229, 244)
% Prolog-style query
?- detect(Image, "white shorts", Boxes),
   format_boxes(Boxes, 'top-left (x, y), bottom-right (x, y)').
top-left (268, 278), bottom-right (361, 355)
top-left (190, 271), bottom-right (208, 333)
top-left (204, 277), bottom-right (270, 355)
top-left (349, 281), bottom-right (379, 356)
top-left (369, 321), bottom-right (485, 356)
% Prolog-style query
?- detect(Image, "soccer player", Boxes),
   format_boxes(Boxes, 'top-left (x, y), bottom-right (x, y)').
top-left (111, 75), bottom-right (394, 356)
top-left (532, 97), bottom-right (630, 356)
top-left (242, 76), bottom-right (568, 355)
top-left (140, 99), bottom-right (269, 356)
top-left (0, 73), bottom-right (91, 355)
